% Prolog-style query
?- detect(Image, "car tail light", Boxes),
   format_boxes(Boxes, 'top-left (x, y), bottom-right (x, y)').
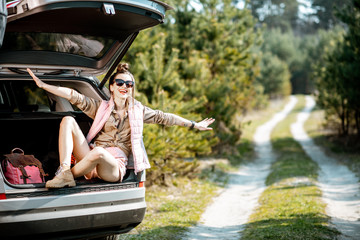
top-left (138, 182), bottom-right (144, 188)
top-left (0, 193), bottom-right (6, 200)
top-left (6, 0), bottom-right (21, 8)
top-left (6, 0), bottom-right (22, 15)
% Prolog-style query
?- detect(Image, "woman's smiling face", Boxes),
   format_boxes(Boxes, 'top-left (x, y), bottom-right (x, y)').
top-left (110, 73), bottom-right (133, 100)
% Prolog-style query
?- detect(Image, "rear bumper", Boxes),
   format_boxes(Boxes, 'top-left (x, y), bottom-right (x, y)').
top-left (0, 187), bottom-right (146, 239)
top-left (1, 207), bottom-right (146, 239)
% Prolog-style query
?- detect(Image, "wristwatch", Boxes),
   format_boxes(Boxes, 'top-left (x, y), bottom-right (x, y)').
top-left (190, 120), bottom-right (196, 129)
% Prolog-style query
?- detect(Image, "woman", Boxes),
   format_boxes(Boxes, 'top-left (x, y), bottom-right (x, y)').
top-left (27, 64), bottom-right (215, 188)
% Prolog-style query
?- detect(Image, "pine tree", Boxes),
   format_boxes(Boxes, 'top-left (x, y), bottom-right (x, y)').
top-left (126, 31), bottom-right (217, 184)
top-left (333, 0), bottom-right (360, 135)
top-left (179, 0), bottom-right (261, 152)
top-left (124, 0), bottom-right (262, 182)
top-left (314, 0), bottom-right (360, 136)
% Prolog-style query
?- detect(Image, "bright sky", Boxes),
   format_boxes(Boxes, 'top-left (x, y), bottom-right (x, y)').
top-left (298, 0), bottom-right (317, 18)
top-left (190, 0), bottom-right (316, 18)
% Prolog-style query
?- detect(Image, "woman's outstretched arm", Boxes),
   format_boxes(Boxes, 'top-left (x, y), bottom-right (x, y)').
top-left (143, 107), bottom-right (215, 131)
top-left (27, 68), bottom-right (73, 100)
top-left (172, 115), bottom-right (215, 131)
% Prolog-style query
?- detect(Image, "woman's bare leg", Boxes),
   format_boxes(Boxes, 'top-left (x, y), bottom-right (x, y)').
top-left (46, 116), bottom-right (90, 188)
top-left (60, 117), bottom-right (121, 181)
top-left (58, 116), bottom-right (90, 168)
top-left (71, 147), bottom-right (121, 182)
top-left (49, 116), bottom-right (121, 186)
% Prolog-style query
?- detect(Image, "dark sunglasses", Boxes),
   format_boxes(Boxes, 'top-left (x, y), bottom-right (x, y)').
top-left (115, 79), bottom-right (134, 88)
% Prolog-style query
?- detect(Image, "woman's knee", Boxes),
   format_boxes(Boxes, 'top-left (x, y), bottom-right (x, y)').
top-left (89, 147), bottom-right (107, 162)
top-left (60, 116), bottom-right (77, 129)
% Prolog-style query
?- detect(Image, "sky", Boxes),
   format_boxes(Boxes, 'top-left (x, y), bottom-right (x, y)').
top-left (190, 0), bottom-right (317, 19)
top-left (298, 0), bottom-right (317, 18)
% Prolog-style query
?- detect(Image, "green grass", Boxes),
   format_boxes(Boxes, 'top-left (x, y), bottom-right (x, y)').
top-left (305, 106), bottom-right (360, 178)
top-left (241, 97), bottom-right (290, 142)
top-left (119, 176), bottom-right (222, 240)
top-left (241, 95), bottom-right (340, 240)
top-left (236, 97), bottom-right (291, 165)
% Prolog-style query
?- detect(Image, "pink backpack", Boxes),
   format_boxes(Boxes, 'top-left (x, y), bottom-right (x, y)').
top-left (2, 148), bottom-right (48, 184)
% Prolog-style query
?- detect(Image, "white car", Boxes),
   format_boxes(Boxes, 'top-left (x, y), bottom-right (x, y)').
top-left (0, 0), bottom-right (171, 239)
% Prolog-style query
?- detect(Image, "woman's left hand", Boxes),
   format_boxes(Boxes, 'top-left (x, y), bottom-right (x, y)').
top-left (195, 118), bottom-right (215, 131)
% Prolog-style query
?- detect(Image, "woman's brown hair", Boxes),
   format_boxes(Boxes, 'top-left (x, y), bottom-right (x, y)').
top-left (109, 63), bottom-right (136, 104)
top-left (109, 63), bottom-right (135, 85)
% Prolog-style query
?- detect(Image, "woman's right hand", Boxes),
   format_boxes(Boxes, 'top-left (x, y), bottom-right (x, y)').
top-left (26, 68), bottom-right (73, 100)
top-left (27, 68), bottom-right (45, 88)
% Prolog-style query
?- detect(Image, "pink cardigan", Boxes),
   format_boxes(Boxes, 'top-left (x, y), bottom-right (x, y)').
top-left (86, 98), bottom-right (150, 174)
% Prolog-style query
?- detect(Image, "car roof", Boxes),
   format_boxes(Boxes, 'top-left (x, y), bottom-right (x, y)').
top-left (0, 0), bottom-right (171, 77)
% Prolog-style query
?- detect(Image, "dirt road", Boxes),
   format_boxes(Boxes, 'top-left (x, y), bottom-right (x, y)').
top-left (185, 96), bottom-right (360, 240)
top-left (185, 96), bottom-right (298, 240)
top-left (291, 96), bottom-right (360, 240)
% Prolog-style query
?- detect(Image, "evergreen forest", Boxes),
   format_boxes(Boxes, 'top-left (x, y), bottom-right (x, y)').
top-left (121, 0), bottom-right (360, 184)
top-left (6, 0), bottom-right (358, 184)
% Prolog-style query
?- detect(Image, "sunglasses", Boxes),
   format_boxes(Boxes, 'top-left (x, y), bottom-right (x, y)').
top-left (115, 79), bottom-right (134, 88)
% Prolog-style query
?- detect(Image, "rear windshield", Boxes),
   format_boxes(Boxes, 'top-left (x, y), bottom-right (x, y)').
top-left (2, 32), bottom-right (116, 59)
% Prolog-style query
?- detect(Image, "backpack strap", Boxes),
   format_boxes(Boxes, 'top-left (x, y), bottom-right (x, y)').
top-left (18, 166), bottom-right (29, 184)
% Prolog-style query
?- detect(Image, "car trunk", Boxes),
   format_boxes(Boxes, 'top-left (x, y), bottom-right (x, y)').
top-left (0, 77), bottom-right (140, 190)
top-left (1, 111), bottom-right (85, 181)
top-left (0, 109), bottom-right (140, 190)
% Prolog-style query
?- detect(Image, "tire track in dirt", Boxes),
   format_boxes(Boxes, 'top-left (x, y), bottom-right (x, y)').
top-left (184, 96), bottom-right (298, 240)
top-left (291, 96), bottom-right (360, 240)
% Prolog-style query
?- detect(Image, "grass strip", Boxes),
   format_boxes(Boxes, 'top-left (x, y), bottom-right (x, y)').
top-left (305, 106), bottom-right (360, 178)
top-left (241, 95), bottom-right (340, 240)
top-left (236, 97), bottom-right (291, 164)
top-left (119, 175), bottom-right (223, 240)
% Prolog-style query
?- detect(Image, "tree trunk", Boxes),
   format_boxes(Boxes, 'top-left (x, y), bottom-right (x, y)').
top-left (340, 98), bottom-right (348, 135)
top-left (356, 109), bottom-right (360, 137)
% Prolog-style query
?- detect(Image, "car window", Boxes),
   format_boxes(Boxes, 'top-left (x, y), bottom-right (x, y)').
top-left (0, 85), bottom-right (5, 104)
top-left (2, 32), bottom-right (116, 59)
top-left (10, 81), bottom-right (52, 112)
top-left (0, 83), bottom-right (11, 111)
